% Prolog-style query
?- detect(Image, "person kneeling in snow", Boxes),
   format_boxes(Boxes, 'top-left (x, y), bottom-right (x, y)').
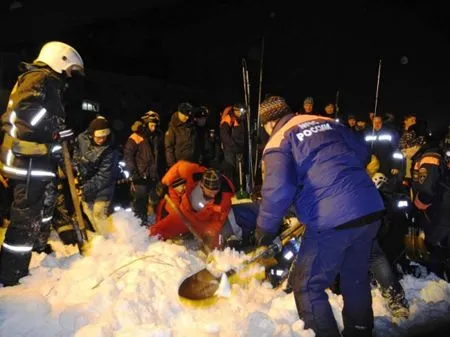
top-left (148, 161), bottom-right (235, 250)
top-left (154, 177), bottom-right (186, 222)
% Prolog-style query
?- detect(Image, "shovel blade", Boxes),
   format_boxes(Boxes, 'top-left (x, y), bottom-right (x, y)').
top-left (178, 268), bottom-right (221, 300)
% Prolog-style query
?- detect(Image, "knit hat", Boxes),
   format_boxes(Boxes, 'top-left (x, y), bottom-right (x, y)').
top-left (89, 116), bottom-right (111, 137)
top-left (259, 96), bottom-right (292, 125)
top-left (141, 110), bottom-right (160, 124)
top-left (304, 97), bottom-right (314, 105)
top-left (201, 168), bottom-right (221, 191)
top-left (172, 177), bottom-right (186, 188)
top-left (399, 123), bottom-right (427, 149)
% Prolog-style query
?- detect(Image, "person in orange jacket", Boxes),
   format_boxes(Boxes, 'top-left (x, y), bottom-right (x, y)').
top-left (149, 160), bottom-right (235, 249)
top-left (154, 177), bottom-right (186, 222)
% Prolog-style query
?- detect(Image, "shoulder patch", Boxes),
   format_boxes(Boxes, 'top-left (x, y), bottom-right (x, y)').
top-left (129, 133), bottom-right (144, 144)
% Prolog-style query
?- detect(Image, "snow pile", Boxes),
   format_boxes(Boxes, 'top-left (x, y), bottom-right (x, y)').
top-left (0, 210), bottom-right (450, 336)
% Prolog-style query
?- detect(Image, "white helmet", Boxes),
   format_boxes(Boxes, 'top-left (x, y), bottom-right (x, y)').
top-left (372, 172), bottom-right (388, 189)
top-left (35, 41), bottom-right (84, 75)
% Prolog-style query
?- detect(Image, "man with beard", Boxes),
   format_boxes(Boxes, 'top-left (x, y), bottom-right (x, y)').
top-left (148, 160), bottom-right (234, 250)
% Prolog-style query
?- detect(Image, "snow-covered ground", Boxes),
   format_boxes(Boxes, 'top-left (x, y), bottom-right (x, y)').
top-left (1, 210), bottom-right (450, 337)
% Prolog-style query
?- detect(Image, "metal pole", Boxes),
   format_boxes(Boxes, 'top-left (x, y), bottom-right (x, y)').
top-left (254, 37), bottom-right (265, 180)
top-left (370, 60), bottom-right (382, 147)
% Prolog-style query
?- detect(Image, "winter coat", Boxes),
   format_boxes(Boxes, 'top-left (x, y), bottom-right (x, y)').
top-left (165, 112), bottom-right (199, 167)
top-left (0, 63), bottom-right (67, 181)
top-left (220, 106), bottom-right (246, 166)
top-left (124, 123), bottom-right (164, 183)
top-left (149, 160), bottom-right (235, 249)
top-left (411, 147), bottom-right (450, 246)
top-left (73, 130), bottom-right (119, 202)
top-left (257, 114), bottom-right (384, 235)
top-left (201, 131), bottom-right (223, 168)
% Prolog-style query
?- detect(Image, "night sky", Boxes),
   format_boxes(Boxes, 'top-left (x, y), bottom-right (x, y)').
top-left (1, 0), bottom-right (450, 133)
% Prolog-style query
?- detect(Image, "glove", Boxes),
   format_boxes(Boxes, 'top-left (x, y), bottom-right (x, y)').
top-left (149, 182), bottom-right (168, 206)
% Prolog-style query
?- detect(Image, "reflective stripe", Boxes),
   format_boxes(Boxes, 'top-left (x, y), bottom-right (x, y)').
top-left (9, 111), bottom-right (17, 138)
top-left (6, 150), bottom-right (14, 166)
top-left (2, 242), bottom-right (33, 253)
top-left (364, 134), bottom-right (393, 142)
top-left (365, 135), bottom-right (377, 142)
top-left (378, 134), bottom-right (392, 141)
top-left (446, 151), bottom-right (450, 157)
top-left (59, 129), bottom-right (73, 137)
top-left (30, 108), bottom-right (47, 126)
top-left (51, 145), bottom-right (62, 153)
top-left (42, 216), bottom-right (53, 223)
top-left (393, 151), bottom-right (404, 160)
top-left (3, 165), bottom-right (56, 177)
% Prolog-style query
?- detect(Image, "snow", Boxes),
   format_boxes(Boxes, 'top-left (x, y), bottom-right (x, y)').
top-left (1, 210), bottom-right (450, 337)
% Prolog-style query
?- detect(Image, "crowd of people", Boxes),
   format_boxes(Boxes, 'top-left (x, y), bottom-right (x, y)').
top-left (1, 40), bottom-right (450, 337)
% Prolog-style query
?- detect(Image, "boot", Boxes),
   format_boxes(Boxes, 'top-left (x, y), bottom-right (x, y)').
top-left (0, 248), bottom-right (32, 287)
top-left (381, 285), bottom-right (409, 318)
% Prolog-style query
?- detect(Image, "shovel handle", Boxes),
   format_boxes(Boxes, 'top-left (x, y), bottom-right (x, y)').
top-left (164, 194), bottom-right (212, 255)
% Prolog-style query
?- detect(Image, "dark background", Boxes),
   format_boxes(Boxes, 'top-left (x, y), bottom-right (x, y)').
top-left (1, 0), bottom-right (450, 138)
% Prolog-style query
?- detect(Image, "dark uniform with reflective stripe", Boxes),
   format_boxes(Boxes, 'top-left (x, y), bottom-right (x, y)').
top-left (411, 147), bottom-right (450, 277)
top-left (0, 62), bottom-right (68, 286)
top-left (411, 148), bottom-right (450, 246)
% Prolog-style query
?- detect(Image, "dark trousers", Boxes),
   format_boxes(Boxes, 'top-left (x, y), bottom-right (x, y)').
top-left (0, 179), bottom-right (56, 285)
top-left (131, 182), bottom-right (155, 225)
top-left (292, 221), bottom-right (380, 337)
top-left (370, 240), bottom-right (400, 290)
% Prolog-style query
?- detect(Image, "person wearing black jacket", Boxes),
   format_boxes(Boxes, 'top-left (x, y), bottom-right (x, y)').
top-left (73, 116), bottom-right (118, 235)
top-left (404, 124), bottom-right (450, 278)
top-left (219, 104), bottom-right (247, 187)
top-left (165, 102), bottom-right (200, 168)
top-left (0, 41), bottom-right (84, 286)
top-left (124, 112), bottom-right (164, 226)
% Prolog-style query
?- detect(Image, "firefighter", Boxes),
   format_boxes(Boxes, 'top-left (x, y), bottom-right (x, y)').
top-left (0, 41), bottom-right (84, 286)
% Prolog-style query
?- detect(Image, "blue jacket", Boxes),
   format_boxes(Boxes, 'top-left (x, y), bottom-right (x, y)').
top-left (73, 130), bottom-right (119, 202)
top-left (257, 114), bottom-right (384, 235)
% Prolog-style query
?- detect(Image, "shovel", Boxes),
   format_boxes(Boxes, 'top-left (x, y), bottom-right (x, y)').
top-left (178, 222), bottom-right (305, 300)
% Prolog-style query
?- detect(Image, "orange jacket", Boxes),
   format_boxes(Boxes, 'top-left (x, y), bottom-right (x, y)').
top-left (155, 186), bottom-right (184, 221)
top-left (220, 106), bottom-right (240, 127)
top-left (149, 160), bottom-right (235, 249)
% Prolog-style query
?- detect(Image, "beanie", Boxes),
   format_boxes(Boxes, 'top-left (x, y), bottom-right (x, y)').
top-left (304, 97), bottom-right (314, 105)
top-left (399, 123), bottom-right (427, 149)
top-left (201, 168), bottom-right (221, 191)
top-left (89, 116), bottom-right (111, 137)
top-left (259, 96), bottom-right (292, 125)
top-left (141, 111), bottom-right (160, 124)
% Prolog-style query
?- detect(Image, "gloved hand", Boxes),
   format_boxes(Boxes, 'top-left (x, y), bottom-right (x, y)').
top-left (149, 182), bottom-right (168, 206)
